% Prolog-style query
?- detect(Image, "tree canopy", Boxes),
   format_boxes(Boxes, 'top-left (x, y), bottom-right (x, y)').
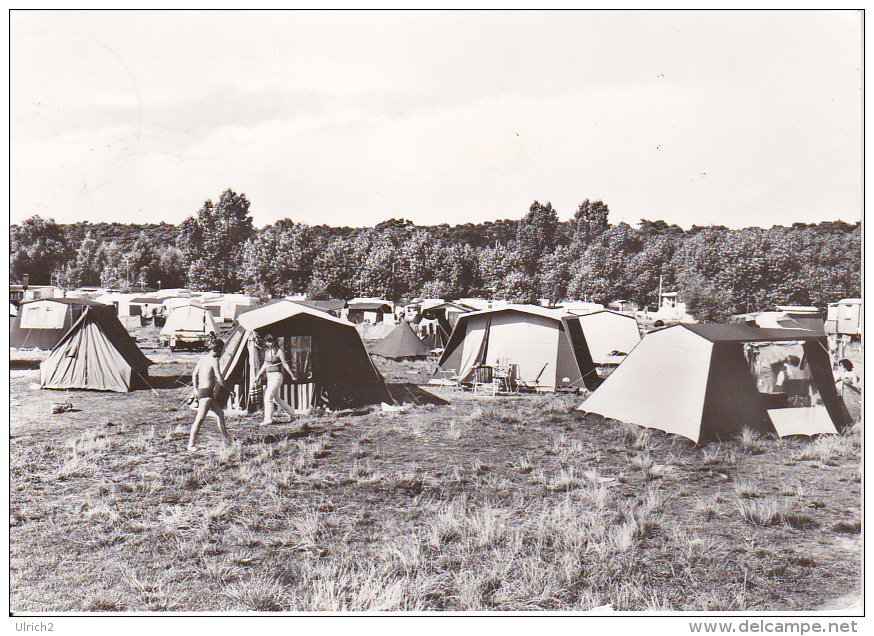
top-left (10, 194), bottom-right (860, 322)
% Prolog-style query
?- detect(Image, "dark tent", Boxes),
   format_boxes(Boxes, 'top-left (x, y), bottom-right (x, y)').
top-left (347, 301), bottom-right (392, 324)
top-left (421, 301), bottom-right (476, 344)
top-left (579, 324), bottom-right (852, 443)
top-left (11, 298), bottom-right (111, 350)
top-left (220, 301), bottom-right (394, 412)
top-left (368, 321), bottom-right (432, 359)
top-left (290, 299), bottom-right (347, 317)
top-left (40, 305), bottom-right (154, 392)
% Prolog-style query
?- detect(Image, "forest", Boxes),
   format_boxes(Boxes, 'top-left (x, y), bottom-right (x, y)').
top-left (9, 189), bottom-right (861, 322)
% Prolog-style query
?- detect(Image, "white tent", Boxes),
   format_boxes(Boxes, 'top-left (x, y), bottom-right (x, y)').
top-left (160, 303), bottom-right (218, 350)
top-left (438, 305), bottom-right (587, 391)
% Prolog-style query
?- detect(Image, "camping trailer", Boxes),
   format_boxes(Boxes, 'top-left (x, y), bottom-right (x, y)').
top-left (577, 324), bottom-right (852, 443)
top-left (218, 301), bottom-right (393, 413)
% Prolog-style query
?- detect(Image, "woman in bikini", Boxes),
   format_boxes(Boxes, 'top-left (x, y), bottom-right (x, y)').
top-left (255, 334), bottom-right (297, 425)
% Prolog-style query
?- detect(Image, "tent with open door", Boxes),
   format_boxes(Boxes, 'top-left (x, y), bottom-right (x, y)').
top-left (421, 302), bottom-right (475, 343)
top-left (11, 298), bottom-right (110, 350)
top-left (368, 321), bottom-right (432, 359)
top-left (437, 305), bottom-right (589, 391)
top-left (577, 324), bottom-right (851, 443)
top-left (218, 300), bottom-right (394, 413)
top-left (160, 302), bottom-right (218, 350)
top-left (40, 305), bottom-right (154, 392)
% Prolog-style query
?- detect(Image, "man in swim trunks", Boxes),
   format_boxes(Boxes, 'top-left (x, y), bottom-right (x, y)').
top-left (188, 339), bottom-right (233, 452)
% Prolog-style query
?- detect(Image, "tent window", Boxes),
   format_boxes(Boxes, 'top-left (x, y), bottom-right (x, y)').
top-left (745, 342), bottom-right (821, 409)
top-left (284, 336), bottom-right (313, 382)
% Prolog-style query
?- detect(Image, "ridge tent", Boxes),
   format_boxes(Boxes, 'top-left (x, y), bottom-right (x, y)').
top-left (219, 301), bottom-right (393, 413)
top-left (577, 324), bottom-right (852, 443)
top-left (563, 310), bottom-right (642, 389)
top-left (437, 305), bottom-right (589, 391)
top-left (40, 305), bottom-right (154, 392)
top-left (11, 298), bottom-right (110, 350)
top-left (368, 321), bottom-right (432, 359)
top-left (160, 303), bottom-right (218, 350)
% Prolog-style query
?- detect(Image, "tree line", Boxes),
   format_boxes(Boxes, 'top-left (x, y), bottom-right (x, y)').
top-left (10, 189), bottom-right (860, 322)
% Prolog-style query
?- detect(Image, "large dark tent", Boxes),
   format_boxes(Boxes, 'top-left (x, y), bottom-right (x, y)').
top-left (40, 305), bottom-right (154, 392)
top-left (368, 321), bottom-right (432, 359)
top-left (578, 324), bottom-right (852, 443)
top-left (11, 298), bottom-right (110, 350)
top-left (219, 301), bottom-right (394, 412)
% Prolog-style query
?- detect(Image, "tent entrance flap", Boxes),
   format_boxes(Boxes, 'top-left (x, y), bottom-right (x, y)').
top-left (767, 406), bottom-right (839, 437)
top-left (700, 342), bottom-right (775, 442)
top-left (457, 319), bottom-right (489, 382)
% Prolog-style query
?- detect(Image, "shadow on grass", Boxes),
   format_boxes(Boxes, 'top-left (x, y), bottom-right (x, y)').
top-left (142, 373), bottom-right (191, 390)
top-left (9, 359), bottom-right (42, 370)
top-left (386, 382), bottom-right (450, 406)
top-left (253, 427), bottom-right (323, 446)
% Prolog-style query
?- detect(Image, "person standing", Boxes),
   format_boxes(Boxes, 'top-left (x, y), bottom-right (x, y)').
top-left (836, 358), bottom-right (861, 398)
top-left (254, 334), bottom-right (297, 425)
top-left (188, 339), bottom-right (233, 452)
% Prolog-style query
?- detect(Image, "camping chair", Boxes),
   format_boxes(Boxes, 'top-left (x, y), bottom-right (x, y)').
top-left (438, 369), bottom-right (459, 387)
top-left (472, 365), bottom-right (497, 396)
top-left (493, 359), bottom-right (515, 394)
top-left (515, 363), bottom-right (549, 393)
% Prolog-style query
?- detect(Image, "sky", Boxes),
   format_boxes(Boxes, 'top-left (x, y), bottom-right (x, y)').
top-left (8, 9), bottom-right (863, 230)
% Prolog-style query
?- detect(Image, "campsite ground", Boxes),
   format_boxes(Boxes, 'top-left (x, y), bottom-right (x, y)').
top-left (9, 331), bottom-right (862, 612)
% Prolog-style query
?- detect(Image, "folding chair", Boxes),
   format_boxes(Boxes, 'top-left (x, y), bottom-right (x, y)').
top-left (515, 363), bottom-right (549, 393)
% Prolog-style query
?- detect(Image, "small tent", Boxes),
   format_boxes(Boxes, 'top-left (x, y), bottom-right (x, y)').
top-left (218, 301), bottom-right (394, 413)
top-left (11, 298), bottom-right (110, 350)
top-left (40, 305), bottom-right (154, 392)
top-left (437, 305), bottom-right (589, 391)
top-left (369, 321), bottom-right (432, 359)
top-left (347, 300), bottom-right (393, 324)
top-left (563, 310), bottom-right (642, 389)
top-left (419, 301), bottom-right (475, 348)
top-left (577, 324), bottom-right (852, 443)
top-left (160, 302), bottom-right (218, 350)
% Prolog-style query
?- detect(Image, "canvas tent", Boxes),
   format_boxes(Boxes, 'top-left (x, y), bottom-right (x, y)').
top-left (419, 301), bottom-right (475, 348)
top-left (218, 301), bottom-right (393, 413)
top-left (563, 310), bottom-right (642, 389)
top-left (437, 305), bottom-right (590, 392)
top-left (11, 298), bottom-right (109, 350)
top-left (368, 321), bottom-right (432, 359)
top-left (577, 324), bottom-right (852, 443)
top-left (291, 299), bottom-right (347, 318)
top-left (160, 302), bottom-right (218, 350)
top-left (40, 305), bottom-right (153, 392)
top-left (732, 312), bottom-right (808, 330)
top-left (347, 300), bottom-right (393, 324)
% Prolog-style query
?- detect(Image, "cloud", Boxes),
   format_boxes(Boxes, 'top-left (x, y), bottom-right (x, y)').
top-left (9, 10), bottom-right (862, 229)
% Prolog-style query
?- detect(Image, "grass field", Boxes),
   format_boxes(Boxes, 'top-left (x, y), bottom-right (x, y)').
top-left (9, 334), bottom-right (862, 612)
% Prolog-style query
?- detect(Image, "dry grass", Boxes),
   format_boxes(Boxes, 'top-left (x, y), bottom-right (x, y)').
top-left (8, 354), bottom-right (862, 612)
